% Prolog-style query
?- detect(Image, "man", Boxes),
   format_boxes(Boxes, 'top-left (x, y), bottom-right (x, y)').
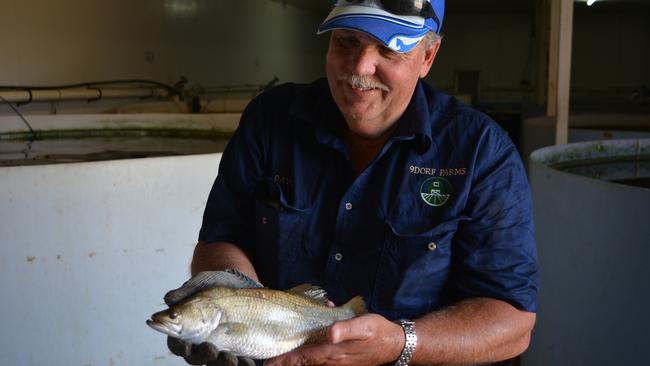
top-left (170, 1), bottom-right (538, 365)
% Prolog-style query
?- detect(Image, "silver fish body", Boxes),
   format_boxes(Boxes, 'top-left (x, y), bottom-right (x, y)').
top-left (147, 286), bottom-right (366, 359)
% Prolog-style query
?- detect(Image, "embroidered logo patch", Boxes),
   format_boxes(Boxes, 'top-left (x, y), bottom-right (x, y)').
top-left (420, 177), bottom-right (452, 207)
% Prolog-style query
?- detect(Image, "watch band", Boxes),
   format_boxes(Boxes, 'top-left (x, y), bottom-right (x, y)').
top-left (395, 319), bottom-right (417, 366)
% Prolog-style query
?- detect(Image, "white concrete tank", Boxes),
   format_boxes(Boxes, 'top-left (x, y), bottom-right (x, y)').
top-left (521, 114), bottom-right (650, 169)
top-left (523, 139), bottom-right (650, 365)
top-left (0, 113), bottom-right (236, 365)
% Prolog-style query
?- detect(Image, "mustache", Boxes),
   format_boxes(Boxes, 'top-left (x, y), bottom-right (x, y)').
top-left (337, 74), bottom-right (390, 92)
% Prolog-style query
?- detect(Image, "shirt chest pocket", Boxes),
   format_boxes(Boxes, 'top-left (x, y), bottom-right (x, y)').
top-left (372, 219), bottom-right (457, 319)
top-left (253, 178), bottom-right (311, 285)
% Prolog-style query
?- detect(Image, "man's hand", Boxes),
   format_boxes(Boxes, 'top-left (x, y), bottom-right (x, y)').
top-left (167, 337), bottom-right (255, 366)
top-left (163, 270), bottom-right (260, 366)
top-left (264, 314), bottom-right (405, 366)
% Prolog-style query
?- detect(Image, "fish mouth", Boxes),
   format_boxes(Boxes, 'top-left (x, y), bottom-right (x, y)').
top-left (146, 319), bottom-right (182, 336)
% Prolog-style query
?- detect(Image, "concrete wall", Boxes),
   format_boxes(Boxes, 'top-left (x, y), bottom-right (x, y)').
top-left (0, 0), bottom-right (329, 89)
top-left (428, 3), bottom-right (650, 104)
top-left (427, 10), bottom-right (535, 101)
top-left (1, 0), bottom-right (648, 107)
top-left (572, 5), bottom-right (650, 93)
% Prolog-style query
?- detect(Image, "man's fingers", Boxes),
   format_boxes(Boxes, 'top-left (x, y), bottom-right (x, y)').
top-left (163, 287), bottom-right (188, 306)
top-left (167, 337), bottom-right (192, 357)
top-left (184, 342), bottom-right (221, 365)
top-left (264, 344), bottom-right (335, 366)
top-left (328, 316), bottom-right (375, 344)
top-left (209, 351), bottom-right (239, 366)
top-left (234, 357), bottom-right (256, 366)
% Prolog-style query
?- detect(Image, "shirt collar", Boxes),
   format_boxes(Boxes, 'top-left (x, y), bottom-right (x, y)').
top-left (289, 78), bottom-right (346, 152)
top-left (290, 78), bottom-right (434, 154)
top-left (390, 80), bottom-right (432, 154)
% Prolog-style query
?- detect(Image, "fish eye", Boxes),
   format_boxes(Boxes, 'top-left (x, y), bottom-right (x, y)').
top-left (169, 311), bottom-right (179, 319)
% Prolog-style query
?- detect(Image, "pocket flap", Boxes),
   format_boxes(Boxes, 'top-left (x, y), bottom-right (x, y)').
top-left (386, 216), bottom-right (459, 238)
top-left (254, 177), bottom-right (309, 212)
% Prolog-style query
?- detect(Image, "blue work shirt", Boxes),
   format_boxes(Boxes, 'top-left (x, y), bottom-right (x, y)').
top-left (200, 78), bottom-right (538, 319)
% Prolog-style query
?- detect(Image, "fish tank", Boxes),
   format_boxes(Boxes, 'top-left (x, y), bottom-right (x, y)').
top-left (524, 139), bottom-right (650, 366)
top-left (0, 113), bottom-right (236, 166)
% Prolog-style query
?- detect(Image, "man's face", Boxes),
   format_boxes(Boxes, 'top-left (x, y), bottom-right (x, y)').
top-left (326, 29), bottom-right (439, 140)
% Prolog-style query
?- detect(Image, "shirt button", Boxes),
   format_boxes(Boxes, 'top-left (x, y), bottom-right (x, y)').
top-left (428, 242), bottom-right (437, 251)
top-left (345, 202), bottom-right (353, 211)
top-left (334, 253), bottom-right (343, 261)
top-left (261, 217), bottom-right (268, 225)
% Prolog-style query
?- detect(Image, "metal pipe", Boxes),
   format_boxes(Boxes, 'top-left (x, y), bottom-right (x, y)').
top-left (0, 87), bottom-right (169, 104)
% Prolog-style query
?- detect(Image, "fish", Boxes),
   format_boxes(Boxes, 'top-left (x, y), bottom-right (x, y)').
top-left (146, 283), bottom-right (366, 359)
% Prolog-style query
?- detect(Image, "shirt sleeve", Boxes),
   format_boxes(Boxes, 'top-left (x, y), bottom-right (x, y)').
top-left (452, 122), bottom-right (539, 312)
top-left (198, 95), bottom-right (267, 255)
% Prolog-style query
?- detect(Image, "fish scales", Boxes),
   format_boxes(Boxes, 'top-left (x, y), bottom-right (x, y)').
top-left (147, 285), bottom-right (366, 359)
top-left (205, 288), bottom-right (339, 358)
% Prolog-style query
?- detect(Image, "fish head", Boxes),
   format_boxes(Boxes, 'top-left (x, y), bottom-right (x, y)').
top-left (147, 296), bottom-right (221, 343)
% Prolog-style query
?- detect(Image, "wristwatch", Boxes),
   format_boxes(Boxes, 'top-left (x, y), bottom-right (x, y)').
top-left (395, 319), bottom-right (417, 366)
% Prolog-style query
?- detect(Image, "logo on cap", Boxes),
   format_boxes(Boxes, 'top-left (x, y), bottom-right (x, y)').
top-left (420, 177), bottom-right (452, 207)
top-left (388, 35), bottom-right (424, 51)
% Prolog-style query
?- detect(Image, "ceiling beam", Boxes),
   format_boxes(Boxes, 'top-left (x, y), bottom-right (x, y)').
top-left (547, 0), bottom-right (574, 145)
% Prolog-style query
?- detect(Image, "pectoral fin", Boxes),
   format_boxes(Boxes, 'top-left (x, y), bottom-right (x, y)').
top-left (205, 322), bottom-right (251, 348)
top-left (286, 284), bottom-right (329, 305)
top-left (222, 322), bottom-right (250, 336)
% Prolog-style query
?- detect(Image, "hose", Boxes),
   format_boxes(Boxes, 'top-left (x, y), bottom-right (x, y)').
top-left (0, 95), bottom-right (36, 138)
top-left (0, 79), bottom-right (178, 96)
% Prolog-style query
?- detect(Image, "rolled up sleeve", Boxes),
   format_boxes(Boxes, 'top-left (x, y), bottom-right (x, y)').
top-left (452, 127), bottom-right (539, 312)
top-left (198, 96), bottom-right (267, 255)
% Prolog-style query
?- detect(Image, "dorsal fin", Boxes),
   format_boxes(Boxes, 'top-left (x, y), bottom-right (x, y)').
top-left (164, 270), bottom-right (263, 306)
top-left (223, 269), bottom-right (264, 288)
top-left (286, 284), bottom-right (330, 305)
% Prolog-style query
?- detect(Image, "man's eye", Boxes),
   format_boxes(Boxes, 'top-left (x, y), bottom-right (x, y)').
top-left (338, 37), bottom-right (358, 48)
top-left (379, 46), bottom-right (399, 58)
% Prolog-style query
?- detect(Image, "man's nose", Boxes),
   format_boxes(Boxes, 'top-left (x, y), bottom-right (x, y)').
top-left (350, 46), bottom-right (378, 75)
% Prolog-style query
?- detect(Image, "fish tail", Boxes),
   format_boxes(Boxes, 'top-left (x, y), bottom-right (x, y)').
top-left (342, 296), bottom-right (367, 316)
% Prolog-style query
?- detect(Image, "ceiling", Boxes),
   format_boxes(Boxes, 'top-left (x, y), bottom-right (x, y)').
top-left (269, 0), bottom-right (650, 15)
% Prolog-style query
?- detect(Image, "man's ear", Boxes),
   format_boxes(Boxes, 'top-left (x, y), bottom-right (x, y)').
top-left (419, 39), bottom-right (441, 78)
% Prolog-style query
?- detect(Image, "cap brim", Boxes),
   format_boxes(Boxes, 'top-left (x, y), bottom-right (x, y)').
top-left (317, 5), bottom-right (430, 53)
